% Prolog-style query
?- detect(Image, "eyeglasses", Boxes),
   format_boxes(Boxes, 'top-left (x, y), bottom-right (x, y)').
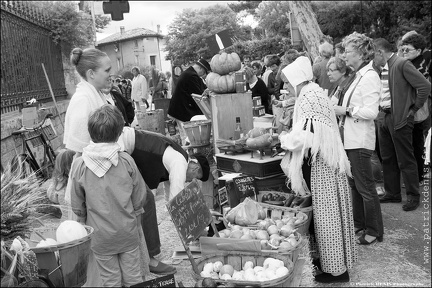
top-left (327, 68), bottom-right (339, 73)
top-left (343, 50), bottom-right (356, 55)
top-left (400, 47), bottom-right (416, 53)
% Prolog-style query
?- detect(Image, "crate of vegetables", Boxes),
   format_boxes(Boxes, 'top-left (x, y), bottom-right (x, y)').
top-left (224, 196), bottom-right (310, 236)
top-left (258, 191), bottom-right (313, 235)
top-left (192, 250), bottom-right (294, 287)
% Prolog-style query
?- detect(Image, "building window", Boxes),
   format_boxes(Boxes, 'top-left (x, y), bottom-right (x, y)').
top-left (117, 59), bottom-right (121, 70)
top-left (150, 55), bottom-right (156, 66)
top-left (135, 55), bottom-right (139, 65)
top-left (134, 40), bottom-right (138, 48)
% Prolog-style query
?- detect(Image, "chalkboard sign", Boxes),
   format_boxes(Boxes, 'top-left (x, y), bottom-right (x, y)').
top-left (166, 179), bottom-right (212, 244)
top-left (218, 186), bottom-right (228, 206)
top-left (131, 274), bottom-right (176, 287)
top-left (233, 175), bottom-right (258, 202)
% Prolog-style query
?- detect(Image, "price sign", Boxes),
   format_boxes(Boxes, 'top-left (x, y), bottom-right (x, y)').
top-left (233, 175), bottom-right (258, 202)
top-left (166, 179), bottom-right (212, 244)
top-left (218, 186), bottom-right (228, 206)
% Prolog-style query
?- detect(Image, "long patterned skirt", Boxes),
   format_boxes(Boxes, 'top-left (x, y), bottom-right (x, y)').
top-left (310, 156), bottom-right (358, 274)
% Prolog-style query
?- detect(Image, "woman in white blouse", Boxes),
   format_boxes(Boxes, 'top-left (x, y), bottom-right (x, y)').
top-left (332, 32), bottom-right (384, 245)
top-left (131, 66), bottom-right (149, 111)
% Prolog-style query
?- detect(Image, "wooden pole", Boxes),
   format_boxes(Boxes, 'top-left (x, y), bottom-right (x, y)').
top-left (41, 63), bottom-right (64, 129)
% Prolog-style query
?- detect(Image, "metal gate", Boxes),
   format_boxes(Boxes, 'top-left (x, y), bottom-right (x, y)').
top-left (1, 1), bottom-right (67, 114)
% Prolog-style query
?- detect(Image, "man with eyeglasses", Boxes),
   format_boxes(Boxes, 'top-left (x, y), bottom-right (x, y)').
top-left (401, 32), bottom-right (431, 184)
top-left (373, 38), bottom-right (431, 211)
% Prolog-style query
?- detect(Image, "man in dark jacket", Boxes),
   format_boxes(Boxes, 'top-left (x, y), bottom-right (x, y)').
top-left (373, 38), bottom-right (431, 211)
top-left (117, 127), bottom-right (210, 274)
top-left (167, 58), bottom-right (210, 144)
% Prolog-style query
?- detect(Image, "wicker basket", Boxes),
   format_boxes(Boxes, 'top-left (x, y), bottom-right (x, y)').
top-left (183, 120), bottom-right (212, 146)
top-left (27, 225), bottom-right (94, 287)
top-left (191, 251), bottom-right (295, 287)
top-left (258, 191), bottom-right (313, 235)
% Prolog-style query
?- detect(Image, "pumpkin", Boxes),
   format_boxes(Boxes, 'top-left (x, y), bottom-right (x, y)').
top-left (210, 52), bottom-right (241, 75)
top-left (206, 72), bottom-right (236, 94)
top-left (56, 220), bottom-right (87, 244)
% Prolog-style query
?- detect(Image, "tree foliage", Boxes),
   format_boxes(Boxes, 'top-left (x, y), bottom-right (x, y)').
top-left (29, 1), bottom-right (111, 56)
top-left (163, 1), bottom-right (430, 65)
top-left (227, 1), bottom-right (261, 15)
top-left (227, 36), bottom-right (292, 61)
top-left (311, 1), bottom-right (431, 45)
top-left (255, 1), bottom-right (291, 38)
top-left (165, 5), bottom-right (243, 64)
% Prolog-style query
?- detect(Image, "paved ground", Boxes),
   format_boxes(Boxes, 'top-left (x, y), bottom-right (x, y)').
top-left (151, 173), bottom-right (431, 287)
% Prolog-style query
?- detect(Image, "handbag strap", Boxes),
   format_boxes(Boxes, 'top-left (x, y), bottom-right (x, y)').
top-left (340, 73), bottom-right (365, 126)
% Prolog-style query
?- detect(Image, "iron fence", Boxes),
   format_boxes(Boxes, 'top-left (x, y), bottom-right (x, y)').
top-left (1, 1), bottom-right (67, 114)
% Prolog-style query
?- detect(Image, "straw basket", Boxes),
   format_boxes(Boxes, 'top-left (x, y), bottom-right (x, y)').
top-left (27, 225), bottom-right (94, 287)
top-left (258, 191), bottom-right (313, 236)
top-left (191, 251), bottom-right (294, 287)
top-left (183, 120), bottom-right (212, 146)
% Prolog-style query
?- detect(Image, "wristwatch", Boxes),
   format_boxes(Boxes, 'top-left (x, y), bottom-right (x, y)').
top-left (346, 107), bottom-right (353, 117)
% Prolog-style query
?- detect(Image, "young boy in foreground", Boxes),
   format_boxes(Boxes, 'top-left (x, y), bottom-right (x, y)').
top-left (70, 104), bottom-right (147, 287)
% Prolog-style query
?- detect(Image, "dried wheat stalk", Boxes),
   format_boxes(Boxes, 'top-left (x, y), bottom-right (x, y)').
top-left (1, 162), bottom-right (48, 244)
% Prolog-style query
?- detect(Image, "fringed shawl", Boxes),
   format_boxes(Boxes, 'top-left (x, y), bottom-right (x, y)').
top-left (281, 82), bottom-right (351, 195)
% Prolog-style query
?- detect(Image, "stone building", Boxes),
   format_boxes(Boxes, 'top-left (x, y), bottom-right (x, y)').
top-left (96, 25), bottom-right (171, 76)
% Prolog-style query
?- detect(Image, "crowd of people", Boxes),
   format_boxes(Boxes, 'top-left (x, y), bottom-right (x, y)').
top-left (236, 30), bottom-right (430, 283)
top-left (102, 67), bottom-right (173, 112)
top-left (48, 28), bottom-right (430, 286)
top-left (274, 31), bottom-right (430, 283)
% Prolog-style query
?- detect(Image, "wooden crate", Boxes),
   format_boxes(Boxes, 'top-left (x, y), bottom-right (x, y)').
top-left (192, 251), bottom-right (295, 287)
top-left (258, 191), bottom-right (313, 236)
top-left (210, 92), bottom-right (253, 154)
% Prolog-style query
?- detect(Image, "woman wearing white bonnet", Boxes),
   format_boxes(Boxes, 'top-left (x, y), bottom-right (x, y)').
top-left (277, 56), bottom-right (357, 283)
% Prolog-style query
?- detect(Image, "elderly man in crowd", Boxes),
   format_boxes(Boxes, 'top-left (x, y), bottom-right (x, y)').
top-left (373, 38), bottom-right (431, 211)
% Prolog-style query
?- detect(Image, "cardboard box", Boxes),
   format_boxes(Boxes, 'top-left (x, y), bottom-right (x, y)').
top-left (253, 105), bottom-right (265, 117)
top-left (252, 97), bottom-right (262, 107)
top-left (22, 107), bottom-right (38, 128)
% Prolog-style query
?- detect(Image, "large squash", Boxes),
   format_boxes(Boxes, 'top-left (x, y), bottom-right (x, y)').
top-left (206, 72), bottom-right (236, 94)
top-left (210, 52), bottom-right (242, 75)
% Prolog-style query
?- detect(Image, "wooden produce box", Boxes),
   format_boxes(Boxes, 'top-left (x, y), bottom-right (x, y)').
top-left (210, 92), bottom-right (253, 154)
top-left (216, 152), bottom-right (284, 179)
